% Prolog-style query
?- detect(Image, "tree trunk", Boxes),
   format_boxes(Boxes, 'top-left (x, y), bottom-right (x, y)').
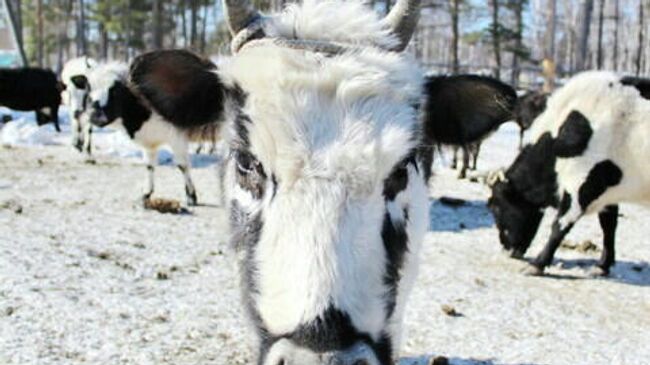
top-left (576, 0), bottom-right (594, 71)
top-left (200, 1), bottom-right (209, 54)
top-left (153, 0), bottom-right (163, 49)
top-left (449, 0), bottom-right (460, 74)
top-left (613, 0), bottom-right (619, 70)
top-left (510, 0), bottom-right (524, 87)
top-left (635, 0), bottom-right (645, 76)
top-left (36, 0), bottom-right (43, 66)
top-left (190, 0), bottom-right (198, 50)
top-left (124, 0), bottom-right (131, 61)
top-left (596, 0), bottom-right (605, 69)
top-left (180, 0), bottom-right (188, 47)
top-left (490, 0), bottom-right (501, 80)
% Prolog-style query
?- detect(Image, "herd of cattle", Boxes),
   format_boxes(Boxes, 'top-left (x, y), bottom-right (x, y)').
top-left (1, 0), bottom-right (649, 363)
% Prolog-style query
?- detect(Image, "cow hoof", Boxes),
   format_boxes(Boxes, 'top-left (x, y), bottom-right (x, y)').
top-left (522, 264), bottom-right (545, 276)
top-left (187, 195), bottom-right (198, 207)
top-left (589, 266), bottom-right (610, 277)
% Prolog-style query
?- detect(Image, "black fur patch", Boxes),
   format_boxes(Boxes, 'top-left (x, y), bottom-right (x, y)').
top-left (129, 49), bottom-right (225, 128)
top-left (621, 76), bottom-right (650, 100)
top-left (94, 81), bottom-right (152, 138)
top-left (381, 212), bottom-right (407, 318)
top-left (554, 110), bottom-right (593, 157)
top-left (421, 74), bottom-right (517, 145)
top-left (0, 67), bottom-right (61, 128)
top-left (507, 133), bottom-right (558, 207)
top-left (70, 75), bottom-right (88, 90)
top-left (266, 306), bottom-right (392, 365)
top-left (578, 160), bottom-right (623, 210)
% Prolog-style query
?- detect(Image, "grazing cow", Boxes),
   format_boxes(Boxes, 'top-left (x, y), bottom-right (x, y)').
top-left (513, 90), bottom-right (548, 149)
top-left (86, 58), bottom-right (222, 206)
top-left (0, 67), bottom-right (62, 131)
top-left (419, 74), bottom-right (517, 180)
top-left (61, 57), bottom-right (97, 154)
top-left (488, 71), bottom-right (650, 276)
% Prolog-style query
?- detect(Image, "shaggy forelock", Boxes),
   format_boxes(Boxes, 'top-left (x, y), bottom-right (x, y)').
top-left (88, 62), bottom-right (129, 106)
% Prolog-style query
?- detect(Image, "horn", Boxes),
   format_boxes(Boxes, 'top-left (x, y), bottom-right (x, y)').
top-left (383, 0), bottom-right (421, 52)
top-left (223, 0), bottom-right (261, 36)
top-left (485, 169), bottom-right (508, 187)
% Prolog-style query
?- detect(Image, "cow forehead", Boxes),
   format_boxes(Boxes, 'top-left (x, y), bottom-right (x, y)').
top-left (223, 45), bottom-right (422, 186)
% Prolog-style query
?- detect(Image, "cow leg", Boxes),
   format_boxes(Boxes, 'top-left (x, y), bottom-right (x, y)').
top-left (143, 148), bottom-right (157, 203)
top-left (82, 123), bottom-right (93, 156)
top-left (71, 117), bottom-right (83, 152)
top-left (470, 142), bottom-right (480, 170)
top-left (458, 145), bottom-right (469, 179)
top-left (519, 128), bottom-right (525, 150)
top-left (594, 204), bottom-right (619, 276)
top-left (218, 156), bottom-right (227, 205)
top-left (171, 138), bottom-right (198, 206)
top-left (451, 146), bottom-right (458, 169)
top-left (525, 193), bottom-right (580, 276)
top-left (417, 144), bottom-right (434, 185)
top-left (52, 105), bottom-right (61, 132)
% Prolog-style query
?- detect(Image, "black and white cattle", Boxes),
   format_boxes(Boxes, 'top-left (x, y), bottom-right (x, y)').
top-left (419, 74), bottom-right (517, 180)
top-left (488, 71), bottom-right (650, 276)
top-left (86, 56), bottom-right (222, 206)
top-left (513, 90), bottom-right (548, 149)
top-left (61, 57), bottom-right (97, 154)
top-left (0, 67), bottom-right (62, 131)
top-left (123, 0), bottom-right (429, 363)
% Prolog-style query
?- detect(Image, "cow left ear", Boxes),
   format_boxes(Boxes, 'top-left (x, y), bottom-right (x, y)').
top-left (129, 49), bottom-right (228, 129)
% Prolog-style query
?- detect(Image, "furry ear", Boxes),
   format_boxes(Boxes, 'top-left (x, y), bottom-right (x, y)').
top-left (422, 74), bottom-right (517, 144)
top-left (70, 75), bottom-right (88, 90)
top-left (129, 49), bottom-right (227, 128)
top-left (621, 76), bottom-right (650, 100)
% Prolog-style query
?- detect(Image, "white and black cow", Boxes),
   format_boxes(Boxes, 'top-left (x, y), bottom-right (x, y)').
top-left (0, 67), bottom-right (62, 131)
top-left (513, 90), bottom-right (548, 149)
top-left (61, 56), bottom-right (97, 154)
top-left (86, 55), bottom-right (222, 206)
top-left (122, 0), bottom-right (429, 363)
top-left (418, 74), bottom-right (517, 180)
top-left (489, 71), bottom-right (650, 276)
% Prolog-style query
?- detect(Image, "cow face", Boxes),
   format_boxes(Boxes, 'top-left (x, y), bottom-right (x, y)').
top-left (66, 75), bottom-right (90, 120)
top-left (86, 64), bottom-right (130, 128)
top-left (128, 0), bottom-right (425, 363)
top-left (488, 180), bottom-right (544, 258)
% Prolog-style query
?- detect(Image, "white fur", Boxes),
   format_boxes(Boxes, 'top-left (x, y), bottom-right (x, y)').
top-left (61, 57), bottom-right (98, 151)
top-left (220, 0), bottom-right (426, 357)
top-left (88, 62), bottom-right (129, 109)
top-left (530, 70), bottom-right (650, 220)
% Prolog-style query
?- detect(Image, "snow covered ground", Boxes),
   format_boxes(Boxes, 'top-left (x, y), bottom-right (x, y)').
top-left (1, 110), bottom-right (649, 365)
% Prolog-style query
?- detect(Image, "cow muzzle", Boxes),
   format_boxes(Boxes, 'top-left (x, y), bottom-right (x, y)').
top-left (264, 340), bottom-right (380, 365)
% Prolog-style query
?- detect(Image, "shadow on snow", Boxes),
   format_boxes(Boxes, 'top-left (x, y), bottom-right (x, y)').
top-left (429, 198), bottom-right (494, 232)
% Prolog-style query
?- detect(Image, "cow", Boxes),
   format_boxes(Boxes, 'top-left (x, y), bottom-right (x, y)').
top-left (86, 58), bottom-right (223, 206)
top-left (0, 67), bottom-right (62, 131)
top-left (61, 57), bottom-right (97, 154)
top-left (488, 71), bottom-right (650, 277)
top-left (418, 74), bottom-right (517, 181)
top-left (513, 90), bottom-right (548, 149)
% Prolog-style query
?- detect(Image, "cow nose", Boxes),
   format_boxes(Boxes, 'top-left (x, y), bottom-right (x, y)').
top-left (74, 110), bottom-right (83, 119)
top-left (92, 101), bottom-right (100, 110)
top-left (265, 340), bottom-right (378, 365)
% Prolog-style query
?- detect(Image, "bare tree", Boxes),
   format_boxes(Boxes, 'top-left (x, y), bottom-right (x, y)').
top-left (613, 0), bottom-right (620, 70)
top-left (77, 0), bottom-right (87, 56)
top-left (635, 0), bottom-right (645, 75)
top-left (36, 0), bottom-right (43, 66)
top-left (153, 0), bottom-right (163, 49)
top-left (543, 0), bottom-right (557, 91)
top-left (576, 0), bottom-right (594, 71)
top-left (449, 0), bottom-right (460, 74)
top-left (596, 0), bottom-right (605, 69)
top-left (489, 0), bottom-right (501, 79)
top-left (510, 0), bottom-right (525, 87)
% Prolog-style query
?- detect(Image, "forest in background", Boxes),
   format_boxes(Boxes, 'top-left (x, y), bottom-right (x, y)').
top-left (4, 0), bottom-right (650, 89)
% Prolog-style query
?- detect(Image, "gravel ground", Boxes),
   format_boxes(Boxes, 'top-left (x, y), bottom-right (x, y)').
top-left (1, 121), bottom-right (649, 365)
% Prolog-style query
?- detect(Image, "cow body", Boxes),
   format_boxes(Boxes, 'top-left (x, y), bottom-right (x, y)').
top-left (419, 74), bottom-right (517, 180)
top-left (86, 60), bottom-right (223, 206)
top-left (489, 71), bottom-right (650, 276)
top-left (0, 67), bottom-right (62, 131)
top-left (61, 57), bottom-right (97, 154)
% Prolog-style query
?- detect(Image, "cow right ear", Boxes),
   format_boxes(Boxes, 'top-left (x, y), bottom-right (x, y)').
top-left (129, 49), bottom-right (228, 129)
top-left (70, 75), bottom-right (88, 90)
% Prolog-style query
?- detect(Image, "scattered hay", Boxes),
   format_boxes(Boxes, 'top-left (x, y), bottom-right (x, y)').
top-left (560, 240), bottom-right (599, 253)
top-left (0, 199), bottom-right (23, 214)
top-left (143, 197), bottom-right (185, 214)
top-left (441, 304), bottom-right (462, 317)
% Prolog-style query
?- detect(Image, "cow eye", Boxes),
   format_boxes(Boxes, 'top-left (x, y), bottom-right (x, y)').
top-left (234, 150), bottom-right (259, 175)
top-left (233, 150), bottom-right (266, 199)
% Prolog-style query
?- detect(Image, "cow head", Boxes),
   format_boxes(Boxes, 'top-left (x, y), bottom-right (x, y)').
top-left (487, 133), bottom-right (558, 258)
top-left (86, 63), bottom-right (133, 128)
top-left (129, 0), bottom-right (426, 363)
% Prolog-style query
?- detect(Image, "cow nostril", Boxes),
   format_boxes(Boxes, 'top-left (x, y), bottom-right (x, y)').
top-left (275, 359), bottom-right (285, 365)
top-left (352, 360), bottom-right (370, 365)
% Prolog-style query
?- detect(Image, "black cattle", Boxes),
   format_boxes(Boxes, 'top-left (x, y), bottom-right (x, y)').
top-left (419, 74), bottom-right (517, 180)
top-left (513, 90), bottom-right (548, 149)
top-left (0, 67), bottom-right (62, 132)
